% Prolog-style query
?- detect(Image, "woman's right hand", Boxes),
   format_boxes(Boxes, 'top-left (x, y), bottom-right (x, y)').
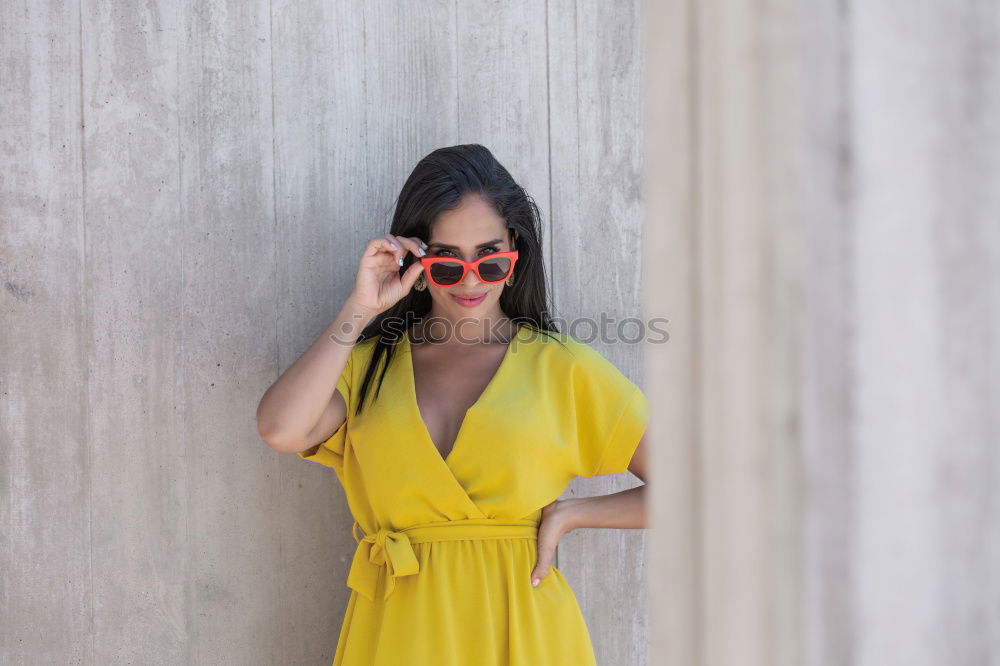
top-left (347, 233), bottom-right (427, 316)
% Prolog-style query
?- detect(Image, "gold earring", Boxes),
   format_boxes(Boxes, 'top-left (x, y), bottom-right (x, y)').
top-left (505, 272), bottom-right (514, 287)
top-left (414, 274), bottom-right (427, 291)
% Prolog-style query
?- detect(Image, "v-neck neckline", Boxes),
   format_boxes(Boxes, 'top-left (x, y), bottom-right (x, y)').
top-left (403, 323), bottom-right (525, 469)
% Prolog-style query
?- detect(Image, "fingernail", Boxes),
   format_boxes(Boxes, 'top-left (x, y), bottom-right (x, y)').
top-left (390, 242), bottom-right (398, 250)
top-left (418, 247), bottom-right (426, 255)
top-left (398, 257), bottom-right (404, 266)
top-left (420, 241), bottom-right (428, 248)
top-left (531, 578), bottom-right (539, 587)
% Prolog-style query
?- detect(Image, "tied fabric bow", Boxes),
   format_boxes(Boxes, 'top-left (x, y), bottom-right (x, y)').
top-left (347, 521), bottom-right (420, 602)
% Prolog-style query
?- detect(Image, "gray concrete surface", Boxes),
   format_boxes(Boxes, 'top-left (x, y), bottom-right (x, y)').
top-left (1, 1), bottom-right (648, 664)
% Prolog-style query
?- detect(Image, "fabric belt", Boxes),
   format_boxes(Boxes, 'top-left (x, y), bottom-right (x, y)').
top-left (347, 517), bottom-right (539, 603)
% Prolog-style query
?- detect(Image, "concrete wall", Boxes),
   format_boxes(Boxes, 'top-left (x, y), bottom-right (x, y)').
top-left (1, 1), bottom-right (647, 664)
top-left (645, 1), bottom-right (1000, 665)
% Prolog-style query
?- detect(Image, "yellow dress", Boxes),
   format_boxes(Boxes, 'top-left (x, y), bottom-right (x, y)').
top-left (297, 323), bottom-right (649, 665)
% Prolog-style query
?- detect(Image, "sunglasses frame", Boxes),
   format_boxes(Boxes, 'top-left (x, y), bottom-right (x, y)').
top-left (418, 250), bottom-right (519, 288)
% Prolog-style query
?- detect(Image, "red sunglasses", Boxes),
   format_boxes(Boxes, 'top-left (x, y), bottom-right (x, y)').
top-left (418, 250), bottom-right (519, 288)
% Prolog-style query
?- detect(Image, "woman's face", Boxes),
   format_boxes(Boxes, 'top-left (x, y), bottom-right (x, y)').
top-left (423, 194), bottom-right (516, 325)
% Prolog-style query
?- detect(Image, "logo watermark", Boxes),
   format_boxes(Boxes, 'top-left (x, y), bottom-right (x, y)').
top-left (328, 311), bottom-right (670, 346)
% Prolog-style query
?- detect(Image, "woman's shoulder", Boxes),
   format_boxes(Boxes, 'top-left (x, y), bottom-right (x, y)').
top-left (521, 327), bottom-right (642, 414)
top-left (519, 326), bottom-right (616, 369)
top-left (342, 334), bottom-right (382, 368)
top-left (352, 334), bottom-right (381, 350)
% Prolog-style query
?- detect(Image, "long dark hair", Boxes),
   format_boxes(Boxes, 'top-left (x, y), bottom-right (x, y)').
top-left (349, 144), bottom-right (562, 415)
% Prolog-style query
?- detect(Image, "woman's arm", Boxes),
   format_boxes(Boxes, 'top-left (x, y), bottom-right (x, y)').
top-left (256, 233), bottom-right (426, 454)
top-left (256, 299), bottom-right (374, 453)
top-left (529, 431), bottom-right (649, 586)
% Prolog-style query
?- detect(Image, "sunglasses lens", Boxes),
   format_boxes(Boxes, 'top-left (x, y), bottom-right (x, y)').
top-left (477, 257), bottom-right (512, 282)
top-left (428, 261), bottom-right (464, 285)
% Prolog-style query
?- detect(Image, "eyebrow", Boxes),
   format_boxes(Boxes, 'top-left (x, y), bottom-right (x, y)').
top-left (427, 238), bottom-right (503, 250)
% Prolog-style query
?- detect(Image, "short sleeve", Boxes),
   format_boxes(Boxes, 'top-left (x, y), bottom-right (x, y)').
top-left (296, 348), bottom-right (354, 472)
top-left (568, 344), bottom-right (650, 478)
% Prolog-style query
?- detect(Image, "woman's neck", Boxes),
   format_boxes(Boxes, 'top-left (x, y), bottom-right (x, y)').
top-left (413, 310), bottom-right (516, 345)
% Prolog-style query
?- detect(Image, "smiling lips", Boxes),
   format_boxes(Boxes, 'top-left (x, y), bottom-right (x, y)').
top-left (451, 293), bottom-right (487, 307)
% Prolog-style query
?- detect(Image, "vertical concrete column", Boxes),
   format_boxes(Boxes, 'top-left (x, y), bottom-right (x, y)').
top-left (644, 1), bottom-right (999, 665)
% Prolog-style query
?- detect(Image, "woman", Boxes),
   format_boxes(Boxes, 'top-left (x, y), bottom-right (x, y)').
top-left (257, 144), bottom-right (650, 665)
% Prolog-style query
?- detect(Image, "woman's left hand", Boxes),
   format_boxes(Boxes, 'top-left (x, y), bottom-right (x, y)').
top-left (530, 499), bottom-right (577, 587)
